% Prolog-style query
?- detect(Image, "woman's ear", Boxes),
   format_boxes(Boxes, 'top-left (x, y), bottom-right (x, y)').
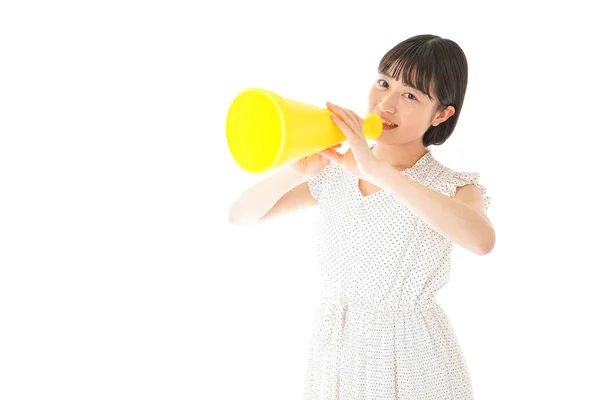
top-left (432, 105), bottom-right (455, 127)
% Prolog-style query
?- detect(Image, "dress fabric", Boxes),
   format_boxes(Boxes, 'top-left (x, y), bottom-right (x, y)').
top-left (303, 146), bottom-right (491, 400)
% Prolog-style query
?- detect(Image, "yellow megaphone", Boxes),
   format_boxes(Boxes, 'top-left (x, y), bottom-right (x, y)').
top-left (226, 88), bottom-right (383, 174)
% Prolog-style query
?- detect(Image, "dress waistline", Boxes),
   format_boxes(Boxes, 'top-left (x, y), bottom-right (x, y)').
top-left (318, 291), bottom-right (437, 349)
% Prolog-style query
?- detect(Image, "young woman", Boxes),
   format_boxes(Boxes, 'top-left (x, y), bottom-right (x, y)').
top-left (229, 34), bottom-right (494, 400)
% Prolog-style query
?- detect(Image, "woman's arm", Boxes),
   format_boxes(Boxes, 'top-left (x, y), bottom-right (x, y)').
top-left (228, 166), bottom-right (315, 226)
top-left (367, 162), bottom-right (495, 255)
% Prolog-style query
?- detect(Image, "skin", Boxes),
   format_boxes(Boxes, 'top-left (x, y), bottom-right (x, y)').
top-left (249, 67), bottom-right (494, 253)
top-left (319, 69), bottom-right (455, 178)
top-left (367, 70), bottom-right (455, 170)
top-left (319, 70), bottom-right (495, 254)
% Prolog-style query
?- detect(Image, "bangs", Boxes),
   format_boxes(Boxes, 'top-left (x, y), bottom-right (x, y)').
top-left (378, 44), bottom-right (437, 101)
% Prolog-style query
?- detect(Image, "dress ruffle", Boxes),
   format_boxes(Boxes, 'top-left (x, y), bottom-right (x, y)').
top-left (440, 171), bottom-right (492, 213)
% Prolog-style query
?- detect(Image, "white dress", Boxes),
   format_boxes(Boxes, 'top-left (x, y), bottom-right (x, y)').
top-left (303, 146), bottom-right (491, 400)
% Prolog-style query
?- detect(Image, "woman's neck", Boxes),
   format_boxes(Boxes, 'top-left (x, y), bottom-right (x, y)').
top-left (371, 143), bottom-right (429, 171)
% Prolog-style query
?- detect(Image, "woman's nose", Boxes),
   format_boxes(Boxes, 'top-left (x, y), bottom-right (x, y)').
top-left (377, 96), bottom-right (396, 113)
top-left (378, 101), bottom-right (395, 114)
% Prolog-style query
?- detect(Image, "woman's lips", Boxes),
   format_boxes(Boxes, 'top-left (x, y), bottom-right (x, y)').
top-left (377, 114), bottom-right (398, 129)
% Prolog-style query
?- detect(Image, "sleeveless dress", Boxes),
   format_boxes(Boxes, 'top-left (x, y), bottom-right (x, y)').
top-left (303, 146), bottom-right (491, 400)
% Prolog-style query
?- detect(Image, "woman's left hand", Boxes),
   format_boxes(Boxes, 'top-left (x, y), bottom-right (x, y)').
top-left (318, 101), bottom-right (381, 179)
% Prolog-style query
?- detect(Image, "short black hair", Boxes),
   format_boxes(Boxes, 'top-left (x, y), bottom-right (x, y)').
top-left (378, 34), bottom-right (468, 146)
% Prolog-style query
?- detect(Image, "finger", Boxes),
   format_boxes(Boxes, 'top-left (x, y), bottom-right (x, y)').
top-left (343, 109), bottom-right (360, 125)
top-left (324, 143), bottom-right (342, 151)
top-left (328, 102), bottom-right (362, 133)
top-left (331, 114), bottom-right (362, 146)
top-left (327, 102), bottom-right (353, 124)
top-left (330, 111), bottom-right (360, 140)
top-left (347, 110), bottom-right (362, 125)
top-left (318, 148), bottom-right (343, 163)
top-left (330, 113), bottom-right (349, 133)
top-left (347, 110), bottom-right (366, 137)
top-left (327, 102), bottom-right (354, 125)
top-left (335, 107), bottom-right (365, 140)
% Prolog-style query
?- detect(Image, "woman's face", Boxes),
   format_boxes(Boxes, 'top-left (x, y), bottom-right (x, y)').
top-left (367, 71), bottom-right (454, 145)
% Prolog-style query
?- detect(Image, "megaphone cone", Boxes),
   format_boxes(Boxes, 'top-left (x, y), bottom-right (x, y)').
top-left (226, 88), bottom-right (382, 174)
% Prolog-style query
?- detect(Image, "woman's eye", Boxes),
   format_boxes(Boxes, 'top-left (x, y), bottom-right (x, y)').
top-left (405, 93), bottom-right (417, 100)
top-left (378, 79), bottom-right (389, 88)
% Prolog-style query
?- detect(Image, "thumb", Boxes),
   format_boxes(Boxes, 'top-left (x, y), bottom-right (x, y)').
top-left (318, 148), bottom-right (341, 163)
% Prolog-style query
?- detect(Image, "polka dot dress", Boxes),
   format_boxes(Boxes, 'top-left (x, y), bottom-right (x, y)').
top-left (303, 145), bottom-right (491, 400)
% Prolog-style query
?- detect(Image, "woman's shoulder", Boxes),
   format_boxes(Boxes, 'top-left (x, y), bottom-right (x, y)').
top-left (432, 162), bottom-right (482, 185)
top-left (429, 158), bottom-right (491, 212)
top-left (426, 152), bottom-right (483, 184)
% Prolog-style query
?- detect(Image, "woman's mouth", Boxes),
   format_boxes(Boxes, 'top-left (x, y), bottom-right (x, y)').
top-left (381, 118), bottom-right (398, 130)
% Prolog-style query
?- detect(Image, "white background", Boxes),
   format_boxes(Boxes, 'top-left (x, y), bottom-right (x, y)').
top-left (1, 1), bottom-right (599, 399)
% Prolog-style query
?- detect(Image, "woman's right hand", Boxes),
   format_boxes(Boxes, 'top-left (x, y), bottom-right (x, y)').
top-left (289, 143), bottom-right (342, 178)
